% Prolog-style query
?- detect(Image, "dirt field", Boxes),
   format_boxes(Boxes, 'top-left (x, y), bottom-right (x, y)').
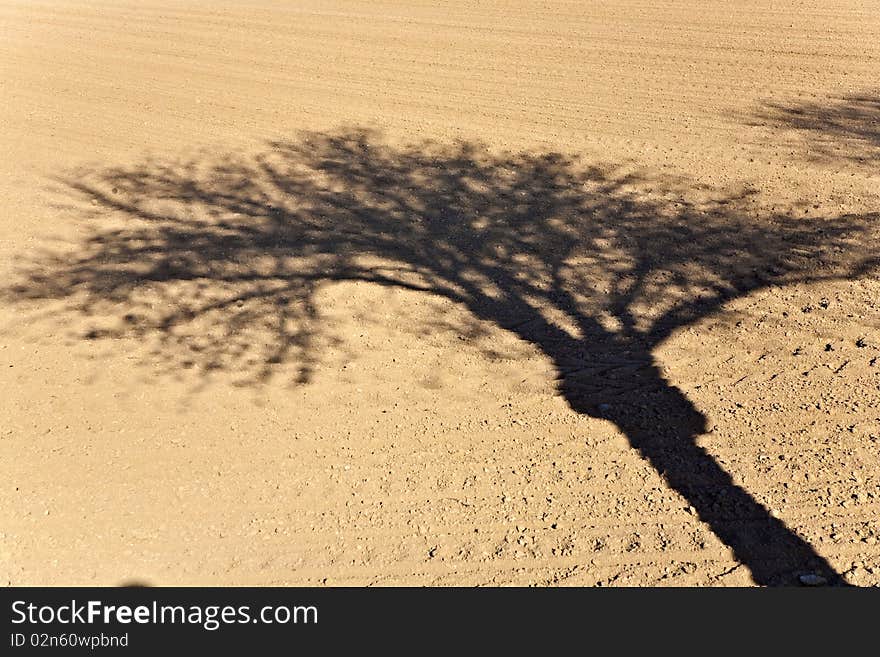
top-left (2, 1), bottom-right (879, 586)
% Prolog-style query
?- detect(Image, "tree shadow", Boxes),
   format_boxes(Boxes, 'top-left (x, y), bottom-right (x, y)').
top-left (750, 92), bottom-right (880, 163)
top-left (6, 129), bottom-right (879, 585)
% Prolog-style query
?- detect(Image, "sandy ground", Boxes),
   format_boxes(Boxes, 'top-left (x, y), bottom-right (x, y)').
top-left (1, 1), bottom-right (879, 586)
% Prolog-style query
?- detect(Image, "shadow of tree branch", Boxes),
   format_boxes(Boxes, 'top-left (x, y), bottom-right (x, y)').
top-left (750, 91), bottom-right (880, 163)
top-left (7, 128), bottom-right (879, 585)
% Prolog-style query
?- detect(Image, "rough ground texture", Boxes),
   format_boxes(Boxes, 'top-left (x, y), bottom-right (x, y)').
top-left (1, 0), bottom-right (879, 586)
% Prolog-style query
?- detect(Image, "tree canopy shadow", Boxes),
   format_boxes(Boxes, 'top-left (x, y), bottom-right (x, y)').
top-left (7, 129), bottom-right (879, 585)
top-left (750, 92), bottom-right (880, 164)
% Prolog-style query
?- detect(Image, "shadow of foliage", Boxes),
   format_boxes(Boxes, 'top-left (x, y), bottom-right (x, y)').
top-left (7, 128), bottom-right (879, 585)
top-left (751, 92), bottom-right (880, 163)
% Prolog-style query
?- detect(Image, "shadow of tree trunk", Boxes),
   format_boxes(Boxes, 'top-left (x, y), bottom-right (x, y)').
top-left (565, 363), bottom-right (847, 586)
top-left (6, 129), bottom-right (878, 585)
top-left (491, 299), bottom-right (850, 586)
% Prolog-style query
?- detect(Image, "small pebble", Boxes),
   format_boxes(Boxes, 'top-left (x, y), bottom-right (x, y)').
top-left (798, 573), bottom-right (827, 586)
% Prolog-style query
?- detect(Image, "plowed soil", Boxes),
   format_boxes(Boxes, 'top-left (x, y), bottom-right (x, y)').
top-left (1, 1), bottom-right (879, 586)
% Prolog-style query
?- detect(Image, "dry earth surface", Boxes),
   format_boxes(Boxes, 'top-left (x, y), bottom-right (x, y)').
top-left (1, 0), bottom-right (879, 586)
